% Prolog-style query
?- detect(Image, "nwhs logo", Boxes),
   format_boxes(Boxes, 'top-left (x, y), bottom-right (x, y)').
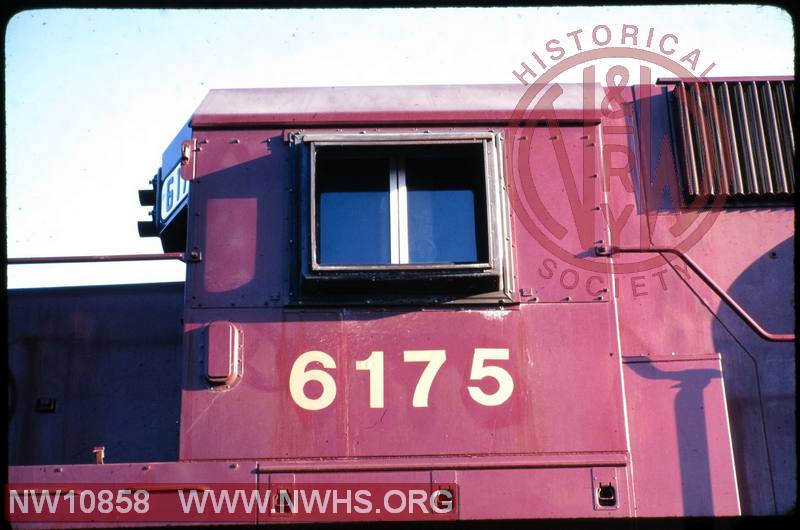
top-left (512, 24), bottom-right (718, 84)
top-left (510, 24), bottom-right (724, 276)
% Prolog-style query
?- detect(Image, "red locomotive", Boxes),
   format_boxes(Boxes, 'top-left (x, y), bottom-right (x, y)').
top-left (7, 78), bottom-right (795, 524)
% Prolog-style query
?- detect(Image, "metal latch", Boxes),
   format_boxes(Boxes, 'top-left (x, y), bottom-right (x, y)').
top-left (597, 483), bottom-right (616, 507)
top-left (181, 141), bottom-right (192, 164)
top-left (179, 139), bottom-right (197, 181)
top-left (35, 397), bottom-right (56, 413)
top-left (591, 467), bottom-right (619, 510)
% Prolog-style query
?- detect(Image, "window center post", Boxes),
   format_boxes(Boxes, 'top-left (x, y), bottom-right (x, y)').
top-left (389, 156), bottom-right (410, 264)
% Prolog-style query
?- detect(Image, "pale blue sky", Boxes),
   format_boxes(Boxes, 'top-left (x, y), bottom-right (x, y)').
top-left (5, 6), bottom-right (794, 287)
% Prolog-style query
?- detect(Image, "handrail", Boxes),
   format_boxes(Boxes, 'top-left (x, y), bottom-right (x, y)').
top-left (7, 252), bottom-right (188, 264)
top-left (599, 245), bottom-right (795, 342)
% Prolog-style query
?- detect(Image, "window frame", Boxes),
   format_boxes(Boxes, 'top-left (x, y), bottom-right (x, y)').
top-left (310, 137), bottom-right (494, 271)
top-left (292, 130), bottom-right (515, 305)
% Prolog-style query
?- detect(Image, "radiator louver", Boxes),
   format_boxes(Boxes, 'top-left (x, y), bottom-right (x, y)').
top-left (667, 79), bottom-right (794, 200)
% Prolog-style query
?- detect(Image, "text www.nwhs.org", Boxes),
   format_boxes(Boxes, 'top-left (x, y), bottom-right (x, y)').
top-left (6, 484), bottom-right (457, 522)
top-left (179, 487), bottom-right (454, 514)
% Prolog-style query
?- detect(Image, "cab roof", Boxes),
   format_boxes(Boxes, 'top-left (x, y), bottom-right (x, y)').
top-left (190, 83), bottom-right (602, 127)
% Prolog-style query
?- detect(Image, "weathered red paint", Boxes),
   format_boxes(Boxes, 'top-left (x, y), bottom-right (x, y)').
top-left (7, 81), bottom-right (795, 524)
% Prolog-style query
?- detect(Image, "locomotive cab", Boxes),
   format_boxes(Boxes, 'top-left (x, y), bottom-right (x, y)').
top-left (8, 80), bottom-right (795, 524)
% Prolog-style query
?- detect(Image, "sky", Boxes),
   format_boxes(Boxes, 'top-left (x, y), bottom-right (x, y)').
top-left (4, 6), bottom-right (794, 288)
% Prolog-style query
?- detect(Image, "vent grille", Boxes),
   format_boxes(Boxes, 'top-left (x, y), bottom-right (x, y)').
top-left (666, 79), bottom-right (794, 200)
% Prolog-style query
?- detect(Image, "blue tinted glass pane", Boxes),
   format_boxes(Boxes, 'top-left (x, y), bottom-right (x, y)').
top-left (405, 144), bottom-right (486, 264)
top-left (319, 191), bottom-right (390, 264)
top-left (408, 189), bottom-right (477, 263)
top-left (316, 150), bottom-right (390, 265)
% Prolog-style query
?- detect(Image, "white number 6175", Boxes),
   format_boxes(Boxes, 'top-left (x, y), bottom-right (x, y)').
top-left (289, 348), bottom-right (514, 410)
